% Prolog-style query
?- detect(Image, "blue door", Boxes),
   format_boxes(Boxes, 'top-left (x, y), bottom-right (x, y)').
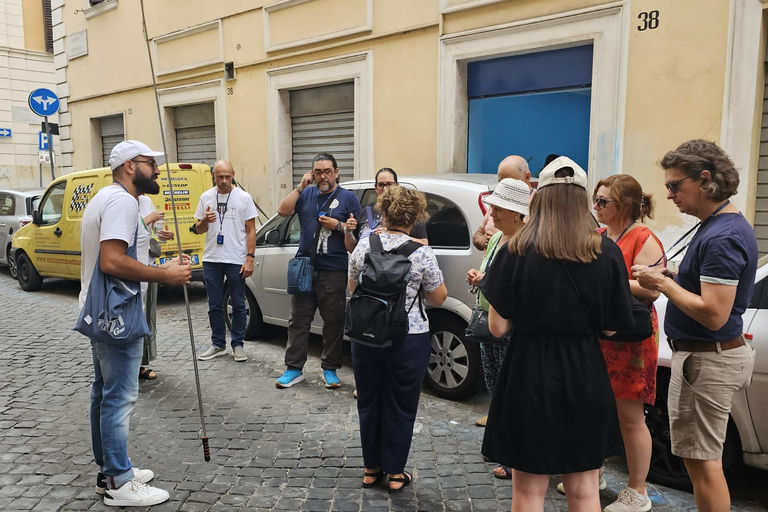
top-left (467, 45), bottom-right (593, 177)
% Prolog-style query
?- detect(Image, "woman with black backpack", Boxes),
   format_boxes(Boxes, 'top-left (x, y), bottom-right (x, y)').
top-left (347, 186), bottom-right (447, 493)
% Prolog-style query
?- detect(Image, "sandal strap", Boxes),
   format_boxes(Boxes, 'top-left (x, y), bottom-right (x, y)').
top-left (389, 472), bottom-right (411, 483)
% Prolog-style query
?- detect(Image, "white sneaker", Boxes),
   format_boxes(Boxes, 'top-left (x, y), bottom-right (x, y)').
top-left (556, 471), bottom-right (607, 495)
top-left (232, 345), bottom-right (248, 362)
top-left (198, 346), bottom-right (227, 361)
top-left (103, 478), bottom-right (170, 507)
top-left (95, 468), bottom-right (154, 495)
top-left (604, 486), bottom-right (652, 512)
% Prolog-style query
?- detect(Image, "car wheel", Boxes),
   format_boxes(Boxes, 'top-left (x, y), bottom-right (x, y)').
top-left (424, 313), bottom-right (481, 400)
top-left (224, 285), bottom-right (264, 340)
top-left (7, 245), bottom-right (18, 279)
top-left (17, 252), bottom-right (43, 291)
top-left (646, 367), bottom-right (742, 489)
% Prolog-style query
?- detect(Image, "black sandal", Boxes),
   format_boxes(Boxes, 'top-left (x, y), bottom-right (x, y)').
top-left (388, 471), bottom-right (412, 494)
top-left (362, 470), bottom-right (385, 488)
top-left (139, 367), bottom-right (157, 380)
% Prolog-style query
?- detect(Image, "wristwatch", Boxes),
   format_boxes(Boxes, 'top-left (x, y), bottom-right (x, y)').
top-left (246, 253), bottom-right (255, 258)
top-left (335, 222), bottom-right (343, 232)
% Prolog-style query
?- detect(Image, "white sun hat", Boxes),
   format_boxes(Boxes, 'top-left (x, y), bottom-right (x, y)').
top-left (482, 178), bottom-right (530, 216)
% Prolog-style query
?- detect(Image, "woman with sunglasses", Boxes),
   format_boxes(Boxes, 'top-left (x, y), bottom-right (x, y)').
top-left (479, 157), bottom-right (635, 512)
top-left (344, 168), bottom-right (428, 252)
top-left (559, 175), bottom-right (664, 512)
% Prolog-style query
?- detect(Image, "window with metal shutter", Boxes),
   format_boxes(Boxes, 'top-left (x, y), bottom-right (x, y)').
top-left (100, 115), bottom-right (124, 167)
top-left (757, 65), bottom-right (768, 257)
top-left (174, 103), bottom-right (216, 167)
top-left (42, 0), bottom-right (53, 53)
top-left (290, 83), bottom-right (354, 186)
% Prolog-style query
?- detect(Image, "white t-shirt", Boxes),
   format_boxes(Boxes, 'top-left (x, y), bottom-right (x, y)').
top-left (194, 187), bottom-right (258, 265)
top-left (137, 195), bottom-right (158, 297)
top-left (79, 185), bottom-right (145, 308)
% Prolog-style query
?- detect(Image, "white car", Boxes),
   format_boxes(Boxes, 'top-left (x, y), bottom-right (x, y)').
top-left (227, 175), bottom-right (498, 400)
top-left (646, 260), bottom-right (768, 487)
top-left (0, 188), bottom-right (45, 279)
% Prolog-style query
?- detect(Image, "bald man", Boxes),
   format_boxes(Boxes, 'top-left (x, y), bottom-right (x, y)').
top-left (472, 156), bottom-right (531, 251)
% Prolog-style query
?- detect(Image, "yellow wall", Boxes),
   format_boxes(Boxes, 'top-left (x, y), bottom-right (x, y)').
top-left (21, 0), bottom-right (46, 51)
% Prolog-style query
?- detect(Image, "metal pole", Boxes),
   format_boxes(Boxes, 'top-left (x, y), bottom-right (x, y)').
top-left (44, 116), bottom-right (54, 180)
top-left (39, 162), bottom-right (42, 187)
top-left (139, 0), bottom-right (209, 462)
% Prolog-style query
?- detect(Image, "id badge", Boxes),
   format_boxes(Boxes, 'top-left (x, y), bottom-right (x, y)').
top-left (318, 211), bottom-right (327, 218)
top-left (217, 234), bottom-right (224, 245)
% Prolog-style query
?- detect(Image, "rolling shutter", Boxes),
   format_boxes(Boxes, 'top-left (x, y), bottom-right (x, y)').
top-left (290, 83), bottom-right (354, 187)
top-left (42, 0), bottom-right (53, 53)
top-left (100, 115), bottom-right (124, 167)
top-left (174, 103), bottom-right (216, 167)
top-left (757, 65), bottom-right (768, 256)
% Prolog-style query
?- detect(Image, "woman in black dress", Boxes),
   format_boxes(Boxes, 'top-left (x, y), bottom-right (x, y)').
top-left (479, 157), bottom-right (634, 512)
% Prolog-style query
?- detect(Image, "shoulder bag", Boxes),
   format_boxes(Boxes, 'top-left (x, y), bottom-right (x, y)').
top-left (465, 236), bottom-right (511, 346)
top-left (73, 227), bottom-right (151, 343)
top-left (287, 186), bottom-right (341, 295)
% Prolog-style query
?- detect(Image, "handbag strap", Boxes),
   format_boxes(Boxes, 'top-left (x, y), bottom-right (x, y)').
top-left (309, 186), bottom-right (342, 265)
top-left (561, 262), bottom-right (597, 334)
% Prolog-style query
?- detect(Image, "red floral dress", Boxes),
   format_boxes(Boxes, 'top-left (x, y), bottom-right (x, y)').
top-left (598, 225), bottom-right (662, 405)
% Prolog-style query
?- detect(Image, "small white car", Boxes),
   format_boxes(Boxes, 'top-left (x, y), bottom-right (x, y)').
top-left (0, 188), bottom-right (45, 278)
top-left (646, 260), bottom-right (768, 487)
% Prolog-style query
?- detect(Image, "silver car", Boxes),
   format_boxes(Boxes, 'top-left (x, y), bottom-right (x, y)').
top-left (0, 188), bottom-right (45, 279)
top-left (228, 175), bottom-right (497, 400)
top-left (646, 259), bottom-right (768, 487)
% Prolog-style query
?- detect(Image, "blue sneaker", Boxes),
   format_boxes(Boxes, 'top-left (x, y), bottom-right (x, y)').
top-left (323, 369), bottom-right (341, 389)
top-left (276, 369), bottom-right (304, 389)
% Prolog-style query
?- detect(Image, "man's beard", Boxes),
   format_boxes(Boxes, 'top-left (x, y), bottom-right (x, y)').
top-left (317, 179), bottom-right (333, 193)
top-left (134, 171), bottom-right (159, 195)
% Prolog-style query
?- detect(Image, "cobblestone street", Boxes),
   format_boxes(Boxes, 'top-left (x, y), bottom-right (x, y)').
top-left (0, 269), bottom-right (766, 511)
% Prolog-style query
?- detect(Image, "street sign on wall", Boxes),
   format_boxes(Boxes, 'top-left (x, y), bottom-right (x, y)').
top-left (0, 128), bottom-right (11, 138)
top-left (28, 88), bottom-right (60, 117)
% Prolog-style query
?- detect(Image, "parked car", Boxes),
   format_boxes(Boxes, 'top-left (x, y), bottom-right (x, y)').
top-left (11, 164), bottom-right (212, 291)
top-left (646, 259), bottom-right (768, 488)
top-left (0, 188), bottom-right (45, 279)
top-left (227, 174), bottom-right (497, 400)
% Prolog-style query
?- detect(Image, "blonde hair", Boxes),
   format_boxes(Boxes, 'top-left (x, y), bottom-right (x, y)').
top-left (376, 186), bottom-right (428, 228)
top-left (511, 184), bottom-right (602, 263)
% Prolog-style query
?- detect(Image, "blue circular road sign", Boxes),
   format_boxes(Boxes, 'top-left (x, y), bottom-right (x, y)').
top-left (28, 88), bottom-right (60, 117)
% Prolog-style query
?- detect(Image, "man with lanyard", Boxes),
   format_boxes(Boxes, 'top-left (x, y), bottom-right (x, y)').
top-left (195, 160), bottom-right (258, 362)
top-left (80, 140), bottom-right (191, 506)
top-left (275, 153), bottom-right (362, 389)
top-left (634, 139), bottom-right (756, 512)
top-left (472, 155), bottom-right (533, 251)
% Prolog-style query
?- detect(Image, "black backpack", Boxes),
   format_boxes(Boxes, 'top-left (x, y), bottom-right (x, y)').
top-left (344, 234), bottom-right (426, 348)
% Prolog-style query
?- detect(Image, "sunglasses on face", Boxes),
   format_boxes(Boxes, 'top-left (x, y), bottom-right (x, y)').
top-left (592, 197), bottom-right (615, 209)
top-left (665, 176), bottom-right (692, 194)
top-left (376, 181), bottom-right (396, 189)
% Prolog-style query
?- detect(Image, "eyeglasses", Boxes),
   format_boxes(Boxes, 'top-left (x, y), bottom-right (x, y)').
top-left (312, 169), bottom-right (336, 177)
top-left (665, 176), bottom-right (692, 194)
top-left (376, 181), bottom-right (396, 189)
top-left (132, 159), bottom-right (158, 170)
top-left (592, 197), bottom-right (615, 209)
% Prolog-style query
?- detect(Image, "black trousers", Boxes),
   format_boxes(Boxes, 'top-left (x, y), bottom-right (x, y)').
top-left (351, 332), bottom-right (430, 474)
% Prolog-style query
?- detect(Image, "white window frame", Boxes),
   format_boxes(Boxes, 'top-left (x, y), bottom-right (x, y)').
top-left (265, 51), bottom-right (373, 209)
top-left (83, 0), bottom-right (117, 20)
top-left (437, 2), bottom-right (629, 191)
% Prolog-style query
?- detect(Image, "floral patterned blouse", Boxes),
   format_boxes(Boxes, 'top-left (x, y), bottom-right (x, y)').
top-left (348, 233), bottom-right (444, 334)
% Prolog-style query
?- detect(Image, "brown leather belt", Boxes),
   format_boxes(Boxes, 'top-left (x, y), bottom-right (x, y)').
top-left (667, 336), bottom-right (745, 353)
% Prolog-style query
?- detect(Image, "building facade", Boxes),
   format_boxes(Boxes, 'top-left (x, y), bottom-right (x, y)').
top-left (52, 0), bottom-right (768, 253)
top-left (0, 0), bottom-right (59, 189)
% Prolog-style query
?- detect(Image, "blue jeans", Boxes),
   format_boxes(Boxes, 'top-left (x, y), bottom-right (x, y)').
top-left (203, 262), bottom-right (246, 348)
top-left (90, 338), bottom-right (142, 489)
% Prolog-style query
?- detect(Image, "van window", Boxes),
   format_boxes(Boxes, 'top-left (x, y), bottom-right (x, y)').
top-left (360, 188), bottom-right (377, 207)
top-left (286, 215), bottom-right (301, 244)
top-left (38, 183), bottom-right (66, 225)
top-left (256, 214), bottom-right (284, 247)
top-left (424, 193), bottom-right (470, 249)
top-left (0, 194), bottom-right (14, 216)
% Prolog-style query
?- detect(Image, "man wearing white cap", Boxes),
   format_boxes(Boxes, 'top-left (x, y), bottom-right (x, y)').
top-left (80, 140), bottom-right (192, 507)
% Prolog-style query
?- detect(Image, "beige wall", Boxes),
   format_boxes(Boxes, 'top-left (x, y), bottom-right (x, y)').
top-left (21, 0), bottom-right (45, 52)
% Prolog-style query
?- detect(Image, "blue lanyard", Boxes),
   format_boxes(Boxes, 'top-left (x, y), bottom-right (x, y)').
top-left (483, 239), bottom-right (500, 272)
top-left (316, 191), bottom-right (336, 215)
top-left (218, 191), bottom-right (231, 233)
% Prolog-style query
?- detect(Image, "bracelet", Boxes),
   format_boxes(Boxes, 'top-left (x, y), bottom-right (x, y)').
top-left (247, 253), bottom-right (255, 258)
top-left (344, 227), bottom-right (354, 235)
top-left (295, 186), bottom-right (303, 194)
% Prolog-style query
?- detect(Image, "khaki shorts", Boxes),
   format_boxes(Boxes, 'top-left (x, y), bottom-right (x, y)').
top-left (668, 342), bottom-right (755, 460)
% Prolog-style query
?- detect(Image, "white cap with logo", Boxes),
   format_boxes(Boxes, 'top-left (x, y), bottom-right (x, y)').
top-left (536, 156), bottom-right (588, 190)
top-left (109, 140), bottom-right (165, 171)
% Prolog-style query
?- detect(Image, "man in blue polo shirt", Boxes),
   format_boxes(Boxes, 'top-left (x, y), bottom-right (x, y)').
top-left (634, 139), bottom-right (756, 512)
top-left (275, 153), bottom-right (362, 389)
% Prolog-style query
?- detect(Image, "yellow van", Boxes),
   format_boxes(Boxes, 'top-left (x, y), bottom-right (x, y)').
top-left (11, 163), bottom-right (211, 291)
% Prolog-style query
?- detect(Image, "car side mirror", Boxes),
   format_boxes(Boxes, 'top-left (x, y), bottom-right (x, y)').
top-left (265, 229), bottom-right (280, 245)
top-left (32, 209), bottom-right (42, 226)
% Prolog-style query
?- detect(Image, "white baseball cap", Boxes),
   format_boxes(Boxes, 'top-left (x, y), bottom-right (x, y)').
top-left (109, 140), bottom-right (165, 171)
top-left (536, 156), bottom-right (588, 190)
top-left (482, 178), bottom-right (530, 216)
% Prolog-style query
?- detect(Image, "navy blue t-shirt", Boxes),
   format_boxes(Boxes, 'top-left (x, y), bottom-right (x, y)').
top-left (665, 212), bottom-right (758, 342)
top-left (295, 185), bottom-right (361, 271)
